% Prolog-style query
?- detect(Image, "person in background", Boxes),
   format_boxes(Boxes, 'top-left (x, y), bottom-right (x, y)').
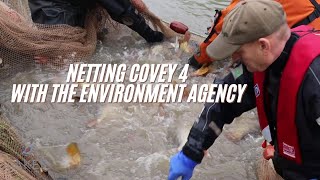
top-left (168, 0), bottom-right (320, 179)
top-left (28, 0), bottom-right (164, 43)
top-left (189, 0), bottom-right (320, 69)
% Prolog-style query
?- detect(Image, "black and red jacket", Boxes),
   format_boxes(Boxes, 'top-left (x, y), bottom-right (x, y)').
top-left (183, 26), bottom-right (320, 179)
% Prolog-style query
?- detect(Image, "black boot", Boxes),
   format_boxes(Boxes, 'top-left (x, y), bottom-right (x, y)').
top-left (127, 15), bottom-right (164, 43)
top-left (188, 55), bottom-right (203, 69)
top-left (108, 5), bottom-right (164, 43)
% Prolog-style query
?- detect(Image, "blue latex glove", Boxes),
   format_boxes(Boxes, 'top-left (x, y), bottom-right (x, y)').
top-left (168, 151), bottom-right (198, 180)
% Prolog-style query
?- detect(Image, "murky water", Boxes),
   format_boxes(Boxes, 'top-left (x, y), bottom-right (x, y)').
top-left (0, 1), bottom-right (265, 180)
top-left (144, 0), bottom-right (231, 36)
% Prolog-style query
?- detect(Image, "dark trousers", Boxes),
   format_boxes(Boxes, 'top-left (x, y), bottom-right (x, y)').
top-left (28, 0), bottom-right (163, 42)
top-left (28, 0), bottom-right (90, 27)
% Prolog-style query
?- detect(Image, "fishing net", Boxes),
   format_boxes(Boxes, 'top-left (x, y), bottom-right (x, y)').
top-left (0, 0), bottom-right (175, 178)
top-left (0, 0), bottom-right (109, 78)
top-left (0, 114), bottom-right (53, 179)
top-left (0, 151), bottom-right (36, 180)
top-left (0, 0), bottom-right (176, 79)
top-left (256, 158), bottom-right (283, 180)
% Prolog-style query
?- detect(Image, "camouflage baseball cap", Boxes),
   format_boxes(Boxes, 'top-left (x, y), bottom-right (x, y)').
top-left (206, 0), bottom-right (287, 60)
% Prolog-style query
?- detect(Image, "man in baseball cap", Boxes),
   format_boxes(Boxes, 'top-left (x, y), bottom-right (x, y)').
top-left (168, 0), bottom-right (320, 179)
top-left (187, 0), bottom-right (320, 70)
top-left (207, 0), bottom-right (286, 59)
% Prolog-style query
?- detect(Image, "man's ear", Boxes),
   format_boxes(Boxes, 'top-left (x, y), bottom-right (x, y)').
top-left (258, 38), bottom-right (271, 55)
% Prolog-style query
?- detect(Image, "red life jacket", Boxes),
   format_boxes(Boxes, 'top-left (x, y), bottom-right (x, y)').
top-left (254, 25), bottom-right (320, 164)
